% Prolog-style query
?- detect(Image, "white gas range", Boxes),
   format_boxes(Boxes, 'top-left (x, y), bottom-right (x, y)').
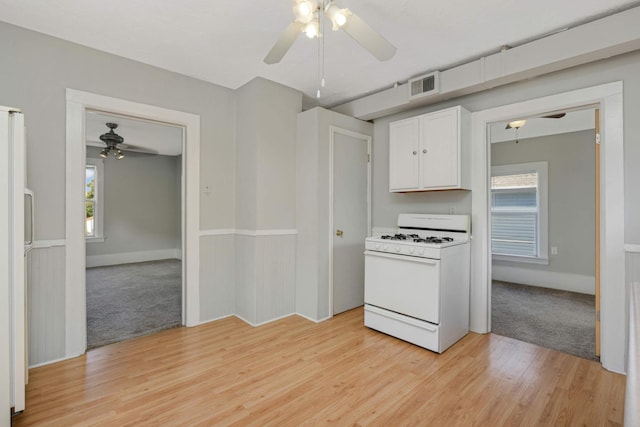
top-left (364, 213), bottom-right (471, 353)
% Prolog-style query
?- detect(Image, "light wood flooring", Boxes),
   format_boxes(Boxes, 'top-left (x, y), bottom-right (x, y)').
top-left (15, 307), bottom-right (625, 426)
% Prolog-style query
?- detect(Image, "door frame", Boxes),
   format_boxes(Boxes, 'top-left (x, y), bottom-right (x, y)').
top-left (65, 89), bottom-right (200, 358)
top-left (470, 81), bottom-right (625, 373)
top-left (328, 126), bottom-right (372, 317)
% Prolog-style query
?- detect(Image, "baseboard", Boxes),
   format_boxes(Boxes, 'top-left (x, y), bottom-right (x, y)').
top-left (86, 248), bottom-right (181, 268)
top-left (295, 312), bottom-right (331, 323)
top-left (492, 264), bottom-right (595, 295)
top-left (193, 313), bottom-right (235, 327)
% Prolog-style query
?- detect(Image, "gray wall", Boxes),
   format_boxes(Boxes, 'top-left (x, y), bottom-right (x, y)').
top-left (85, 147), bottom-right (181, 257)
top-left (235, 77), bottom-right (301, 230)
top-left (370, 51), bottom-right (640, 249)
top-left (234, 78), bottom-right (301, 324)
top-left (491, 130), bottom-right (596, 277)
top-left (0, 21), bottom-right (236, 365)
top-left (0, 21), bottom-right (236, 238)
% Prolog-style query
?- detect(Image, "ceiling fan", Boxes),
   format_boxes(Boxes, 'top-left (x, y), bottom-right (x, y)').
top-left (264, 0), bottom-right (397, 64)
top-left (98, 123), bottom-right (155, 159)
top-left (505, 113), bottom-right (566, 129)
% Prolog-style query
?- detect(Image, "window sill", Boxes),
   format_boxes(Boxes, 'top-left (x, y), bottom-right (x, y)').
top-left (86, 236), bottom-right (105, 244)
top-left (492, 254), bottom-right (549, 265)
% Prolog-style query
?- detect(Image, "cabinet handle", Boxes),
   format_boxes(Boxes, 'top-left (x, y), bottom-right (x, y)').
top-left (412, 151), bottom-right (417, 155)
top-left (423, 149), bottom-right (427, 154)
top-left (336, 229), bottom-right (343, 237)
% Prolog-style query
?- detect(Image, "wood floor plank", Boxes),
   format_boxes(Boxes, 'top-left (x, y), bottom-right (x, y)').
top-left (14, 307), bottom-right (625, 426)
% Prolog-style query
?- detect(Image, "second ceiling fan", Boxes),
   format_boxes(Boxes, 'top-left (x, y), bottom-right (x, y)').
top-left (264, 0), bottom-right (396, 64)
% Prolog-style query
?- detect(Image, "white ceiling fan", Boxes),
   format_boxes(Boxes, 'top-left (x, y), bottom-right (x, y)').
top-left (264, 0), bottom-right (397, 64)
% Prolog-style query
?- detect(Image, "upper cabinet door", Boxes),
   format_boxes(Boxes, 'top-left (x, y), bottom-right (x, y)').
top-left (388, 106), bottom-right (470, 192)
top-left (420, 108), bottom-right (459, 189)
top-left (389, 117), bottom-right (420, 191)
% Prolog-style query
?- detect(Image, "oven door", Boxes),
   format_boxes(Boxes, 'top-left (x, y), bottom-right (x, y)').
top-left (364, 250), bottom-right (440, 324)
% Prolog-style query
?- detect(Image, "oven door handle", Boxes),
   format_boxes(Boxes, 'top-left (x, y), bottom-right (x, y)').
top-left (364, 250), bottom-right (438, 265)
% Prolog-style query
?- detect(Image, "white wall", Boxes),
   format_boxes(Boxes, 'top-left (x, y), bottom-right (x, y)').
top-left (295, 108), bottom-right (373, 321)
top-left (85, 148), bottom-right (181, 266)
top-left (491, 130), bottom-right (596, 294)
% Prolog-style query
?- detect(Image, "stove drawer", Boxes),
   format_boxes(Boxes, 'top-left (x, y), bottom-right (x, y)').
top-left (364, 250), bottom-right (440, 324)
top-left (364, 305), bottom-right (440, 352)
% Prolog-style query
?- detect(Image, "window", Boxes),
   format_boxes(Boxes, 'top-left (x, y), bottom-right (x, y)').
top-left (491, 161), bottom-right (548, 264)
top-left (85, 158), bottom-right (104, 242)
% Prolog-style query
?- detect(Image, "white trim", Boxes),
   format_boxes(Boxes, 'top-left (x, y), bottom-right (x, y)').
top-left (187, 313), bottom-right (235, 327)
top-left (28, 355), bottom-right (78, 369)
top-left (471, 81), bottom-right (625, 373)
top-left (492, 264), bottom-right (595, 295)
top-left (32, 239), bottom-right (67, 249)
top-left (86, 249), bottom-right (181, 268)
top-left (491, 161), bottom-right (549, 263)
top-left (328, 126), bottom-right (372, 317)
top-left (625, 244), bottom-right (640, 254)
top-left (65, 89), bottom-right (200, 360)
top-left (199, 229), bottom-right (236, 236)
top-left (235, 312), bottom-right (297, 327)
top-left (199, 229), bottom-right (298, 237)
top-left (295, 313), bottom-right (332, 324)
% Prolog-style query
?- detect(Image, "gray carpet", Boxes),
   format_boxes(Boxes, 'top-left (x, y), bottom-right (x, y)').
top-left (491, 280), bottom-right (596, 360)
top-left (86, 259), bottom-right (182, 349)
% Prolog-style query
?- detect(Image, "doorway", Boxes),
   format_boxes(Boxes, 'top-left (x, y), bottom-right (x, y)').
top-left (488, 108), bottom-right (597, 360)
top-left (329, 126), bottom-right (371, 315)
top-left (84, 111), bottom-right (184, 348)
top-left (469, 82), bottom-right (625, 373)
top-left (65, 89), bottom-right (201, 357)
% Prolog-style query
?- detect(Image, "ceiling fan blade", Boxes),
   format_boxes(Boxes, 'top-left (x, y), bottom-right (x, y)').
top-left (341, 13), bottom-right (396, 61)
top-left (264, 21), bottom-right (304, 64)
top-left (542, 113), bottom-right (566, 119)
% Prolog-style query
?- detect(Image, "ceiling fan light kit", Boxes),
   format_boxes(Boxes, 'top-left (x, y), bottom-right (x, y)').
top-left (264, 0), bottom-right (396, 65)
top-left (506, 119), bottom-right (527, 130)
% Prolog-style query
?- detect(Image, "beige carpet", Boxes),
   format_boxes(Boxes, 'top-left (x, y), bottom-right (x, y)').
top-left (491, 280), bottom-right (596, 360)
top-left (86, 259), bottom-right (182, 349)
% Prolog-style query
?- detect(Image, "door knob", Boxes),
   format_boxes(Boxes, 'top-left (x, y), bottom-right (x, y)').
top-left (336, 229), bottom-right (344, 237)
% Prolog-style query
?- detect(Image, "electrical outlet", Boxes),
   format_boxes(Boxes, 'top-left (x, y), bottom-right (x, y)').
top-left (551, 246), bottom-right (558, 255)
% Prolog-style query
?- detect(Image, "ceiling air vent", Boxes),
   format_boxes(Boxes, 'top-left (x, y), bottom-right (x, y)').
top-left (408, 72), bottom-right (440, 101)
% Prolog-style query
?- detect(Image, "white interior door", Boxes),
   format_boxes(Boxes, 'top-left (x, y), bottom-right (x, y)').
top-left (332, 128), bottom-right (370, 315)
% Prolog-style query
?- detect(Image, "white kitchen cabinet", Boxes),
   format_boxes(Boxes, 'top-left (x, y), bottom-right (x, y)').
top-left (389, 106), bottom-right (470, 192)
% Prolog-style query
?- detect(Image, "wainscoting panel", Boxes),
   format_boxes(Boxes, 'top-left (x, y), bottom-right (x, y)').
top-left (235, 235), bottom-right (257, 324)
top-left (199, 235), bottom-right (235, 323)
top-left (625, 246), bottom-right (640, 426)
top-left (28, 246), bottom-right (66, 366)
top-left (255, 235), bottom-right (296, 325)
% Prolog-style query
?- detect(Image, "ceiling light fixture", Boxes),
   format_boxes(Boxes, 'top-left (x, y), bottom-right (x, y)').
top-left (506, 119), bottom-right (527, 129)
top-left (324, 3), bottom-right (350, 30)
top-left (505, 119), bottom-right (527, 144)
top-left (293, 0), bottom-right (317, 23)
top-left (98, 122), bottom-right (126, 159)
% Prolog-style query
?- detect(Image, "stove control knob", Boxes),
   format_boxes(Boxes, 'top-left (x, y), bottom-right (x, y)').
top-left (395, 246), bottom-right (401, 253)
top-left (417, 248), bottom-right (425, 255)
top-left (375, 244), bottom-right (380, 250)
top-left (383, 245), bottom-right (389, 251)
top-left (408, 248), bottom-right (414, 254)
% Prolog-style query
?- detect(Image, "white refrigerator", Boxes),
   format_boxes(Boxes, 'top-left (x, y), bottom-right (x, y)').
top-left (1, 105), bottom-right (30, 423)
